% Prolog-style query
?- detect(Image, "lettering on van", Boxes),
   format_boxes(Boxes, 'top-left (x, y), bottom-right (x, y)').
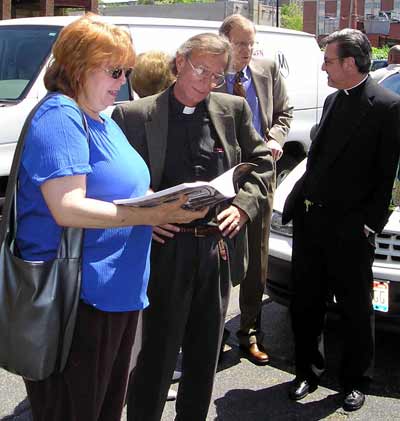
top-left (253, 47), bottom-right (264, 57)
top-left (276, 51), bottom-right (289, 79)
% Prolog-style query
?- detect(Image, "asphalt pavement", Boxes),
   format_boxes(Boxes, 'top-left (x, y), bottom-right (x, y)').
top-left (1, 285), bottom-right (400, 421)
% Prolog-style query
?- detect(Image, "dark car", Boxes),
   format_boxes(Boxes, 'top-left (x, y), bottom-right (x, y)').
top-left (371, 58), bottom-right (388, 72)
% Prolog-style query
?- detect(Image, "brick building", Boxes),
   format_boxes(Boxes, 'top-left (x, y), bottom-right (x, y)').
top-left (303, 0), bottom-right (400, 46)
top-left (0, 0), bottom-right (98, 20)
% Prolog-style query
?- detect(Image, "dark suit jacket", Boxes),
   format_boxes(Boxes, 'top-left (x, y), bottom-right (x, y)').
top-left (112, 88), bottom-right (274, 278)
top-left (283, 77), bottom-right (400, 233)
top-left (215, 58), bottom-right (293, 145)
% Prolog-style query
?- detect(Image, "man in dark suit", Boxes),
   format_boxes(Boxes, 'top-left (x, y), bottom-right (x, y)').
top-left (217, 14), bottom-right (293, 365)
top-left (283, 29), bottom-right (400, 411)
top-left (112, 33), bottom-right (274, 421)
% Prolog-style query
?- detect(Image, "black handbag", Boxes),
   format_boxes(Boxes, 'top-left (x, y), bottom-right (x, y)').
top-left (0, 94), bottom-right (85, 381)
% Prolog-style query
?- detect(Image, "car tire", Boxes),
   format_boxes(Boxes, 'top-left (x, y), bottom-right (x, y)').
top-left (276, 154), bottom-right (299, 185)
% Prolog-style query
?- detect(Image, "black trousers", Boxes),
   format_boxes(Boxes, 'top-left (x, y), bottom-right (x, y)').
top-left (25, 301), bottom-right (139, 421)
top-left (127, 233), bottom-right (231, 421)
top-left (290, 202), bottom-right (375, 391)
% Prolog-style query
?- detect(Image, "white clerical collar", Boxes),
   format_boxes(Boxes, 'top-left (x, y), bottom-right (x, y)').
top-left (343, 75), bottom-right (368, 95)
top-left (183, 106), bottom-right (196, 114)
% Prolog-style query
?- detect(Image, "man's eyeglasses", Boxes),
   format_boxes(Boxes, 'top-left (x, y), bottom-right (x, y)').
top-left (186, 57), bottom-right (225, 88)
top-left (104, 67), bottom-right (133, 80)
top-left (232, 41), bottom-right (255, 49)
top-left (323, 56), bottom-right (341, 65)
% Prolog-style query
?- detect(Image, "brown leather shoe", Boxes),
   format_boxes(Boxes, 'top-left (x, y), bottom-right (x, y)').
top-left (240, 343), bottom-right (270, 365)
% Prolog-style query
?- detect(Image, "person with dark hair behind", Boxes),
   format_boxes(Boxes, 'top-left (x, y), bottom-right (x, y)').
top-left (370, 44), bottom-right (400, 82)
top-left (283, 28), bottom-right (400, 411)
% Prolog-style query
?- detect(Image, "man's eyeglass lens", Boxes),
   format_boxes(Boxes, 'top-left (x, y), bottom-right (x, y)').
top-left (323, 57), bottom-right (340, 65)
top-left (187, 58), bottom-right (225, 87)
top-left (234, 42), bottom-right (254, 49)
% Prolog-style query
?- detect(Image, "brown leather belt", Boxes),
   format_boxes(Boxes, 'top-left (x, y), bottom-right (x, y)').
top-left (178, 226), bottom-right (221, 237)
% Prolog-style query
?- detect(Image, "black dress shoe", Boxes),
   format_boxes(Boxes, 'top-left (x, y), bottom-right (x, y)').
top-left (288, 378), bottom-right (318, 401)
top-left (343, 390), bottom-right (365, 411)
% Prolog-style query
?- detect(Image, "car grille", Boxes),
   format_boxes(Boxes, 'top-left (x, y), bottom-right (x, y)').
top-left (375, 232), bottom-right (400, 262)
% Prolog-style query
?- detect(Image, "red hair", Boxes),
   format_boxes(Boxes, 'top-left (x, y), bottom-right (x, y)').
top-left (44, 13), bottom-right (135, 98)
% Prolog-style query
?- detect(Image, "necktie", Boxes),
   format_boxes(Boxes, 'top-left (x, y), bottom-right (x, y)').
top-left (233, 71), bottom-right (246, 98)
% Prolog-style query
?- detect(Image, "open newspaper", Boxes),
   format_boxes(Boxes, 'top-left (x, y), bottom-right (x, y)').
top-left (114, 163), bottom-right (257, 210)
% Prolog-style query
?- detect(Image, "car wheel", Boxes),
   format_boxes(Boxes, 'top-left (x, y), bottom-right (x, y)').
top-left (276, 155), bottom-right (299, 185)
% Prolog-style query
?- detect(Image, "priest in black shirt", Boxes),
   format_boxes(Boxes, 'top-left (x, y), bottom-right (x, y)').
top-left (282, 29), bottom-right (400, 411)
top-left (112, 33), bottom-right (273, 421)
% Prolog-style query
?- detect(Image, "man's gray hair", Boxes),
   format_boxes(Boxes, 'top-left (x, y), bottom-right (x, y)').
top-left (321, 28), bottom-right (371, 73)
top-left (171, 32), bottom-right (232, 75)
top-left (219, 14), bottom-right (256, 38)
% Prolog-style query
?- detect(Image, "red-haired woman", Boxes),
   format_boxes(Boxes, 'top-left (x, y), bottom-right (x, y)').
top-left (17, 13), bottom-right (206, 421)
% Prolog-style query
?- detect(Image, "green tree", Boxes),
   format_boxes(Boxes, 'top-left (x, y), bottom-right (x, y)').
top-left (372, 45), bottom-right (389, 59)
top-left (280, 3), bottom-right (303, 31)
top-left (152, 0), bottom-right (213, 3)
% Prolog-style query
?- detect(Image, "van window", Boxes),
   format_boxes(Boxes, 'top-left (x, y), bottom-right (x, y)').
top-left (115, 80), bottom-right (132, 102)
top-left (0, 26), bottom-right (59, 102)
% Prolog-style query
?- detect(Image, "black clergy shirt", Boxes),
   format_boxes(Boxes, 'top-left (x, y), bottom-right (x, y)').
top-left (159, 90), bottom-right (227, 225)
top-left (303, 80), bottom-right (367, 205)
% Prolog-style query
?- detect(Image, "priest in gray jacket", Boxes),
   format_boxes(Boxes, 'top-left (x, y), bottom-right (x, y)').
top-left (112, 32), bottom-right (274, 421)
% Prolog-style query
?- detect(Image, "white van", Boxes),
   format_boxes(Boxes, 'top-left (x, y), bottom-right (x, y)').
top-left (0, 15), bottom-right (333, 206)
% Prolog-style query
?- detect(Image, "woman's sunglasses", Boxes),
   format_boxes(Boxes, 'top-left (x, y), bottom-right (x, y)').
top-left (104, 67), bottom-right (133, 80)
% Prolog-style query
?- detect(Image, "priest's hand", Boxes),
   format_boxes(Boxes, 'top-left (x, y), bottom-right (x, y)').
top-left (265, 139), bottom-right (283, 161)
top-left (217, 205), bottom-right (249, 239)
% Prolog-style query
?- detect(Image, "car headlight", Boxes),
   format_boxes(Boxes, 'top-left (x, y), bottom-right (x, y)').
top-left (270, 210), bottom-right (293, 237)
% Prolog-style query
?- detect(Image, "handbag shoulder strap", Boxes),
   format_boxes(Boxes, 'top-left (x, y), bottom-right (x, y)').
top-left (0, 93), bottom-right (57, 242)
top-left (0, 93), bottom-right (89, 244)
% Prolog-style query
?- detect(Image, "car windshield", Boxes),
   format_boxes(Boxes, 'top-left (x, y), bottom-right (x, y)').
top-left (0, 25), bottom-right (59, 102)
top-left (380, 73), bottom-right (400, 95)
